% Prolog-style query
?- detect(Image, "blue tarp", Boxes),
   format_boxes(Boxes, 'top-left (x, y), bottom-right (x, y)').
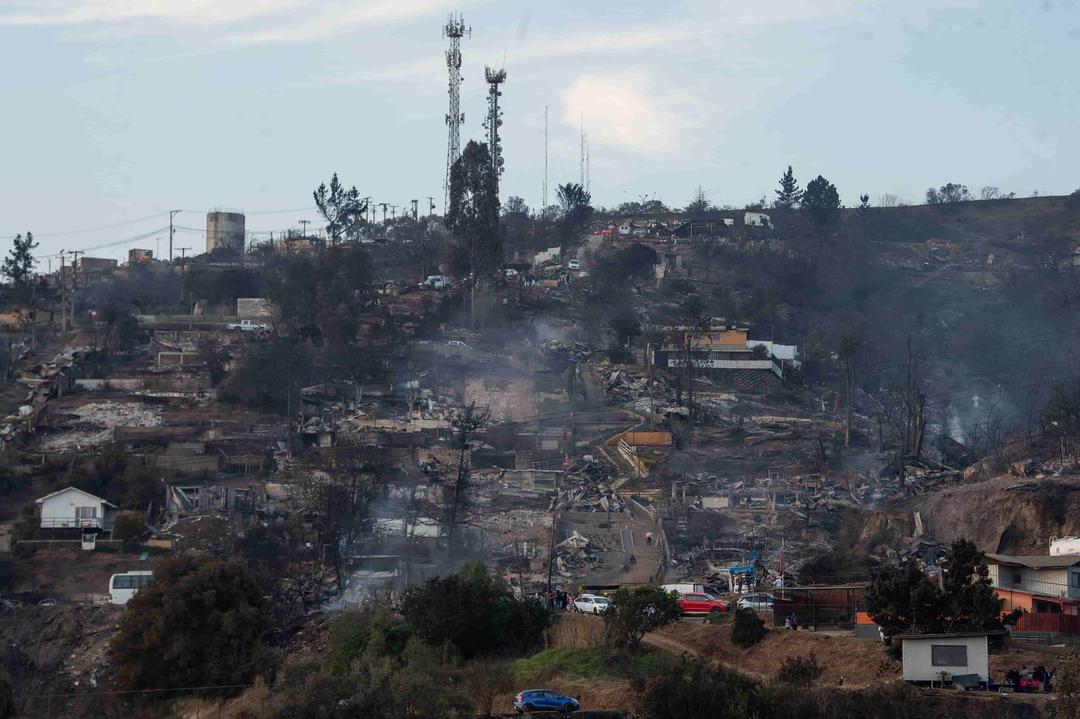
top-left (728, 564), bottom-right (756, 575)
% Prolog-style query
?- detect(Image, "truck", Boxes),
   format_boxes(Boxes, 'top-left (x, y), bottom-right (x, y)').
top-left (422, 275), bottom-right (450, 290)
top-left (227, 319), bottom-right (270, 333)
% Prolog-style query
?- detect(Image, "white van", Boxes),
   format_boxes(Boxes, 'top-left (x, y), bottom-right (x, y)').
top-left (109, 571), bottom-right (154, 605)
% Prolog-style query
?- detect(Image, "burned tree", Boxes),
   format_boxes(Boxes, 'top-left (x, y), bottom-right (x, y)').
top-left (313, 173), bottom-right (368, 244)
top-left (436, 403), bottom-right (490, 553)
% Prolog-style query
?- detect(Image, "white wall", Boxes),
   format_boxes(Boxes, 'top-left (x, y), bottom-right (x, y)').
top-left (990, 565), bottom-right (1080, 600)
top-left (39, 491), bottom-right (102, 529)
top-left (902, 636), bottom-right (988, 682)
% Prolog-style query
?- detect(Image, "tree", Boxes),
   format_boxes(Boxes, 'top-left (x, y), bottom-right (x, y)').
top-left (313, 173), bottom-right (368, 244)
top-left (858, 194), bottom-right (871, 211)
top-left (501, 196), bottom-right (529, 216)
top-left (925, 183), bottom-right (971, 204)
top-left (801, 175), bottom-right (841, 240)
top-left (438, 403), bottom-right (490, 553)
top-left (866, 559), bottom-right (947, 640)
top-left (603, 586), bottom-right (682, 651)
top-left (400, 563), bottom-right (551, 658)
top-left (111, 555), bottom-right (272, 690)
top-left (685, 186), bottom-right (712, 215)
top-left (1, 232), bottom-right (37, 288)
top-left (831, 319), bottom-right (864, 448)
top-left (1067, 188), bottom-right (1080, 211)
top-left (878, 193), bottom-right (902, 208)
top-left (448, 141), bottom-right (502, 326)
top-left (639, 658), bottom-right (765, 719)
top-left (731, 608), bottom-right (767, 648)
top-left (939, 538), bottom-right (1005, 634)
top-left (556, 183), bottom-right (592, 224)
top-left (774, 166), bottom-right (803, 209)
top-left (461, 660), bottom-right (514, 719)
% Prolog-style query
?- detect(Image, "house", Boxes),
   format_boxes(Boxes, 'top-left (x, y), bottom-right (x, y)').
top-left (985, 552), bottom-right (1080, 618)
top-left (897, 631), bottom-right (1002, 684)
top-left (35, 487), bottom-right (118, 531)
top-left (743, 212), bottom-right (772, 228)
top-left (650, 322), bottom-right (795, 391)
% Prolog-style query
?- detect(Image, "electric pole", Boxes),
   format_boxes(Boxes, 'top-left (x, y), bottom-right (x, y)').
top-left (299, 220), bottom-right (310, 237)
top-left (69, 250), bottom-right (84, 330)
top-left (169, 210), bottom-right (181, 262)
top-left (427, 197), bottom-right (436, 217)
top-left (177, 248), bottom-right (191, 304)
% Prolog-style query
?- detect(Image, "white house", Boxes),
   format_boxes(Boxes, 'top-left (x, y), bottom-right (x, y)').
top-left (743, 212), bottom-right (772, 228)
top-left (898, 631), bottom-right (1001, 684)
top-left (36, 487), bottom-right (118, 531)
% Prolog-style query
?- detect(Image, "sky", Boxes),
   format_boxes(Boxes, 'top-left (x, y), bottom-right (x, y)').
top-left (0, 0), bottom-right (1078, 262)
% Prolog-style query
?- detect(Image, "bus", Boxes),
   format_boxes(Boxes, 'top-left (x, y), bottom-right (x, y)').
top-left (108, 571), bottom-right (154, 605)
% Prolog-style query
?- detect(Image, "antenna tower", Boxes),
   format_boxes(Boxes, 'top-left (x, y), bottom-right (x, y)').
top-left (543, 105), bottom-right (548, 211)
top-left (579, 111), bottom-right (585, 187)
top-left (484, 65), bottom-right (507, 199)
top-left (443, 13), bottom-right (470, 213)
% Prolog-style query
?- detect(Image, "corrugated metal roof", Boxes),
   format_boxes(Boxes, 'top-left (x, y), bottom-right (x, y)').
top-left (985, 553), bottom-right (1080, 569)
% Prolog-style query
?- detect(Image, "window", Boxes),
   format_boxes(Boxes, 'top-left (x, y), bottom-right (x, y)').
top-left (1071, 573), bottom-right (1080, 589)
top-left (75, 506), bottom-right (97, 519)
top-left (1012, 573), bottom-right (1022, 585)
top-left (931, 645), bottom-right (968, 667)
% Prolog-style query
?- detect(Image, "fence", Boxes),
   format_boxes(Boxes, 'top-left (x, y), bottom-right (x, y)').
top-left (1015, 612), bottom-right (1080, 636)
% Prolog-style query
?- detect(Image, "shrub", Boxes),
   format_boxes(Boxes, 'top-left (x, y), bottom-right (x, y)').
top-left (639, 658), bottom-right (763, 719)
top-left (110, 555), bottom-right (272, 690)
top-left (401, 563), bottom-right (551, 659)
top-left (775, 653), bottom-right (823, 687)
top-left (0, 666), bottom-right (12, 719)
top-left (111, 511), bottom-right (144, 542)
top-left (603, 586), bottom-right (682, 651)
top-left (461, 660), bottom-right (514, 719)
top-left (731, 608), bottom-right (767, 648)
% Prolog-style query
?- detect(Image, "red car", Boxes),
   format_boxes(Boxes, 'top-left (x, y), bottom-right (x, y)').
top-left (678, 592), bottom-right (729, 614)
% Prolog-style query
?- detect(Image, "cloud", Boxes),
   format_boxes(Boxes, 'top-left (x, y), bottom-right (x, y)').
top-left (230, 0), bottom-right (464, 45)
top-left (0, 0), bottom-right (315, 25)
top-left (561, 72), bottom-right (693, 155)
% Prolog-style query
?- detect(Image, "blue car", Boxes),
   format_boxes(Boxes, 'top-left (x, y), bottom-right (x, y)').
top-left (513, 689), bottom-right (580, 714)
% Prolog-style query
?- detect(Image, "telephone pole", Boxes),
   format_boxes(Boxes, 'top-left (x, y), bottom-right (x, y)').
top-left (298, 220), bottom-right (310, 237)
top-left (543, 105), bottom-right (549, 211)
top-left (427, 197), bottom-right (436, 217)
top-left (177, 248), bottom-right (190, 303)
top-left (169, 210), bottom-right (181, 262)
top-left (69, 250), bottom-right (84, 329)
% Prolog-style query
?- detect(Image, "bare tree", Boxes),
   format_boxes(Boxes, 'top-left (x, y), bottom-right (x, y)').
top-left (878, 193), bottom-right (902, 208)
top-left (436, 403), bottom-right (490, 553)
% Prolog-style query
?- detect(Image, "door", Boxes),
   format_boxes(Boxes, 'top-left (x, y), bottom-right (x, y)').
top-left (684, 594), bottom-right (707, 612)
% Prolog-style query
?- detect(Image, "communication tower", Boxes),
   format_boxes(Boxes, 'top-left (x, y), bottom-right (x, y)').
top-left (443, 13), bottom-right (470, 213)
top-left (484, 65), bottom-right (507, 197)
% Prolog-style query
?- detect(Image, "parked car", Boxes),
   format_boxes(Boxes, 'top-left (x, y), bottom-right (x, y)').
top-left (447, 340), bottom-right (470, 349)
top-left (677, 592), bottom-right (729, 615)
top-left (572, 594), bottom-right (610, 614)
top-left (0, 595), bottom-right (21, 609)
top-left (566, 259), bottom-right (581, 270)
top-left (37, 598), bottom-right (58, 607)
top-left (737, 593), bottom-right (776, 612)
top-left (226, 319), bottom-right (270, 333)
top-left (514, 689), bottom-right (580, 714)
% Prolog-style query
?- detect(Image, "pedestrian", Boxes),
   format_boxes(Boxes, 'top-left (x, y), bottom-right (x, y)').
top-left (789, 612), bottom-right (798, 631)
top-left (784, 616), bottom-right (792, 630)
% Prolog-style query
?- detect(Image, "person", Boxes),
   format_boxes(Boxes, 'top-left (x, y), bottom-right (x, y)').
top-left (645, 531), bottom-right (654, 546)
top-left (784, 616), bottom-right (792, 630)
top-left (789, 612), bottom-right (799, 631)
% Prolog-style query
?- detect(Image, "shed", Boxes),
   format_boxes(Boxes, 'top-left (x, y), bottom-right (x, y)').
top-left (897, 631), bottom-right (1003, 684)
top-left (35, 487), bottom-right (118, 531)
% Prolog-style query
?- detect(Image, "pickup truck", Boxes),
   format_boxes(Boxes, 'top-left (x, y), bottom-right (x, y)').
top-left (227, 319), bottom-right (270, 332)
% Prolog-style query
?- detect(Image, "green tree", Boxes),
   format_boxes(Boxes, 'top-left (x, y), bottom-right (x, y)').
top-left (110, 555), bottom-right (272, 690)
top-left (774, 166), bottom-right (803, 209)
top-left (448, 140), bottom-right (502, 276)
top-left (685, 186), bottom-right (712, 214)
top-left (401, 563), bottom-right (551, 659)
top-left (556, 182), bottom-right (592, 224)
top-left (1, 232), bottom-right (37, 288)
top-left (866, 559), bottom-right (947, 639)
top-left (501, 196), bottom-right (529, 216)
top-left (603, 586), bottom-right (682, 651)
top-left (731, 608), bottom-right (767, 648)
top-left (925, 182), bottom-right (971, 204)
top-left (639, 658), bottom-right (766, 719)
top-left (801, 175), bottom-right (841, 240)
top-left (939, 538), bottom-right (1005, 634)
top-left (313, 172), bottom-right (368, 244)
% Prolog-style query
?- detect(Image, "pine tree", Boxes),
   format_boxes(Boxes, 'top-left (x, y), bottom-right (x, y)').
top-left (774, 166), bottom-right (803, 208)
top-left (1, 232), bottom-right (38, 287)
top-left (801, 175), bottom-right (842, 239)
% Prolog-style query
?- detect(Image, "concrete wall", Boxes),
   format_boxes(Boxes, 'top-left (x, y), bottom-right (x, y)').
top-left (901, 636), bottom-right (988, 682)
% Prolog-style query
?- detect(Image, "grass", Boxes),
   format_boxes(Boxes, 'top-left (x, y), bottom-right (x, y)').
top-left (513, 646), bottom-right (674, 684)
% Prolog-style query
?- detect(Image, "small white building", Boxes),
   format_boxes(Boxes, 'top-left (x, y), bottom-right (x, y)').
top-left (898, 631), bottom-right (1001, 684)
top-left (35, 487), bottom-right (118, 531)
top-left (743, 212), bottom-right (772, 228)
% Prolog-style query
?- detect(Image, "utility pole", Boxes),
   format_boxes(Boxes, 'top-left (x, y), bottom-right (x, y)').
top-left (427, 197), bottom-right (436, 217)
top-left (298, 220), bottom-right (310, 237)
top-left (579, 111), bottom-right (585, 187)
top-left (543, 105), bottom-right (549, 211)
top-left (410, 199), bottom-right (419, 221)
top-left (58, 251), bottom-right (67, 331)
top-left (69, 250), bottom-right (84, 330)
top-left (169, 210), bottom-right (181, 262)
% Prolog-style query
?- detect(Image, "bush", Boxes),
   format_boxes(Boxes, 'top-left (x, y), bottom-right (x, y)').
top-left (461, 660), bottom-right (514, 719)
top-left (111, 511), bottom-right (145, 542)
top-left (0, 666), bottom-right (12, 719)
top-left (1066, 188), bottom-right (1080, 211)
top-left (401, 563), bottom-right (551, 659)
top-left (775, 653), bottom-right (823, 687)
top-left (110, 555), bottom-right (272, 690)
top-left (603, 586), bottom-right (682, 651)
top-left (639, 658), bottom-right (764, 719)
top-left (731, 608), bottom-right (767, 648)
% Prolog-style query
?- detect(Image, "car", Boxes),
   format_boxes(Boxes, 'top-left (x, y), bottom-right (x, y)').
top-left (677, 592), bottom-right (729, 615)
top-left (447, 340), bottom-right (470, 349)
top-left (566, 259), bottom-right (581, 270)
top-left (37, 598), bottom-right (58, 607)
top-left (737, 593), bottom-right (776, 612)
top-left (226, 319), bottom-right (270, 333)
top-left (572, 594), bottom-right (610, 614)
top-left (514, 689), bottom-right (580, 714)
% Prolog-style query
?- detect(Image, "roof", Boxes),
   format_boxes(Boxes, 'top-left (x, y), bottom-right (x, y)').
top-left (35, 486), bottom-right (117, 508)
top-left (895, 631), bottom-right (1006, 641)
top-left (985, 553), bottom-right (1080, 569)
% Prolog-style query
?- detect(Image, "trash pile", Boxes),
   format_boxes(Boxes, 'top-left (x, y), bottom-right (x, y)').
top-left (38, 400), bottom-right (163, 452)
top-left (600, 367), bottom-right (671, 401)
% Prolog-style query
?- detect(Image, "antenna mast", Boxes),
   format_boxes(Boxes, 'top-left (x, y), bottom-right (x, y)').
top-left (579, 111), bottom-right (585, 187)
top-left (443, 13), bottom-right (470, 214)
top-left (484, 65), bottom-right (507, 200)
top-left (543, 105), bottom-right (548, 211)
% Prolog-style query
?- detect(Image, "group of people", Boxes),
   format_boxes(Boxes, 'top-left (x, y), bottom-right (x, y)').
top-left (1005, 665), bottom-right (1054, 693)
top-left (536, 589), bottom-right (572, 611)
top-left (783, 612), bottom-right (799, 631)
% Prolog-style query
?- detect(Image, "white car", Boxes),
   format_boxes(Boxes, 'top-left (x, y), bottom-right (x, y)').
top-left (566, 259), bottom-right (581, 270)
top-left (737, 593), bottom-right (776, 612)
top-left (573, 594), bottom-right (611, 614)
